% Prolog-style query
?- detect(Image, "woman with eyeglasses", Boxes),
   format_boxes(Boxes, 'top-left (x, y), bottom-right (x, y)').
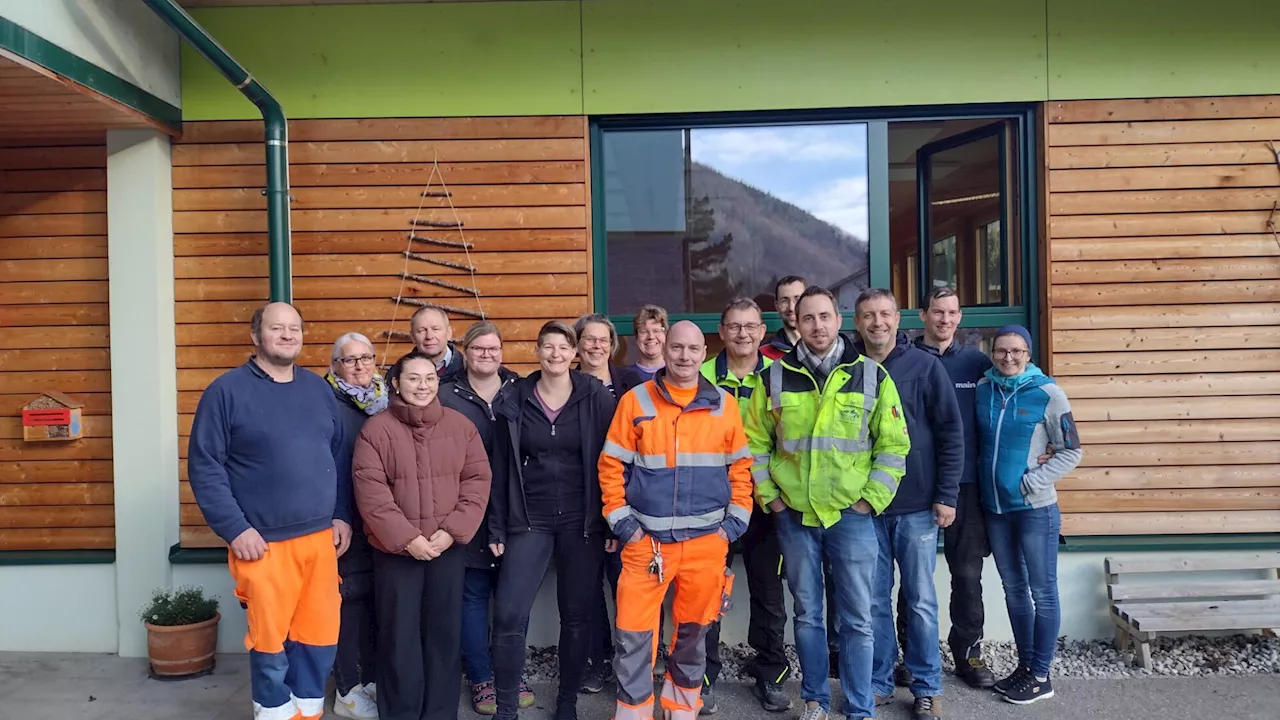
top-left (438, 322), bottom-right (536, 716)
top-left (571, 314), bottom-right (641, 693)
top-left (324, 332), bottom-right (387, 720)
top-left (975, 325), bottom-right (1082, 706)
top-left (354, 349), bottom-right (492, 720)
top-left (573, 313), bottom-right (642, 401)
top-left (487, 321), bottom-right (616, 720)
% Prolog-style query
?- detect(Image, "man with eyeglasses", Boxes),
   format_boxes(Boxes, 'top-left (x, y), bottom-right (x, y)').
top-left (410, 305), bottom-right (465, 384)
top-left (761, 275), bottom-right (806, 361)
top-left (696, 298), bottom-right (791, 714)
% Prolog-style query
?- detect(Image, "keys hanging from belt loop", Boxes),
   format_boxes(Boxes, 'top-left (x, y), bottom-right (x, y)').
top-left (647, 536), bottom-right (665, 584)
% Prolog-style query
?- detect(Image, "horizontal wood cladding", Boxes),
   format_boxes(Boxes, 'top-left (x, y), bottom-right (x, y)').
top-left (1049, 96), bottom-right (1280, 535)
top-left (0, 143), bottom-right (112, 551)
top-left (176, 116), bottom-right (590, 547)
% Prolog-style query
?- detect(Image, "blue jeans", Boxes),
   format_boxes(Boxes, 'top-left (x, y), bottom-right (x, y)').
top-left (775, 507), bottom-right (877, 716)
top-left (986, 504), bottom-right (1061, 678)
top-left (871, 510), bottom-right (942, 698)
top-left (461, 567), bottom-right (496, 685)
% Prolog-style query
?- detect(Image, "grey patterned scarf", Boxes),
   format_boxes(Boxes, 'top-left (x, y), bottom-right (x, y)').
top-left (325, 372), bottom-right (390, 416)
top-left (796, 335), bottom-right (844, 390)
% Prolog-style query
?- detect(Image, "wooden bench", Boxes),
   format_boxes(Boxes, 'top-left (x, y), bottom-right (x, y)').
top-left (1105, 552), bottom-right (1280, 668)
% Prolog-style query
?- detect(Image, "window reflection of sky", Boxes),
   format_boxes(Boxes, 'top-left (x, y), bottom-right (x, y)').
top-left (689, 124), bottom-right (870, 240)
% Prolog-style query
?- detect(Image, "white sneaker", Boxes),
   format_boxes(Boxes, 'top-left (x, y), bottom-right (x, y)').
top-left (253, 699), bottom-right (299, 720)
top-left (363, 682), bottom-right (377, 703)
top-left (335, 685), bottom-right (379, 720)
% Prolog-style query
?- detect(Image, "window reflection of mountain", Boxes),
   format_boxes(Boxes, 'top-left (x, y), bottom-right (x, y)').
top-left (690, 162), bottom-right (869, 304)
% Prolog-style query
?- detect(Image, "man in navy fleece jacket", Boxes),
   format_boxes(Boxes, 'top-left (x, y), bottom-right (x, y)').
top-left (188, 302), bottom-right (353, 720)
top-left (853, 289), bottom-right (962, 720)
top-left (915, 286), bottom-right (997, 689)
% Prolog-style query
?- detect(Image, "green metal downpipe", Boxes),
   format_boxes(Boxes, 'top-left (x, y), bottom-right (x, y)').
top-left (142, 0), bottom-right (292, 302)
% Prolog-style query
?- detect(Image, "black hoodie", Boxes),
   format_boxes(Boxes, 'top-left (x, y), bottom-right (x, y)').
top-left (489, 370), bottom-right (616, 543)
top-left (853, 331), bottom-right (964, 514)
top-left (440, 367), bottom-right (520, 568)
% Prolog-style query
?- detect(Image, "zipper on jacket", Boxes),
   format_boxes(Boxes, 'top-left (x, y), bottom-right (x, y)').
top-left (991, 385), bottom-right (1011, 515)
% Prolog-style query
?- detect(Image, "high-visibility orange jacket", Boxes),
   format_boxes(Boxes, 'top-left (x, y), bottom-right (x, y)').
top-left (599, 373), bottom-right (754, 545)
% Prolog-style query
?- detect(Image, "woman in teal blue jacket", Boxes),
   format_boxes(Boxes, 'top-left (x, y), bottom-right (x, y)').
top-left (975, 325), bottom-right (1082, 706)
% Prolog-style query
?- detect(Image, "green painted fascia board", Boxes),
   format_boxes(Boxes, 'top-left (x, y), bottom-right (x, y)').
top-left (169, 543), bottom-right (227, 564)
top-left (1047, 0), bottom-right (1280, 100)
top-left (0, 16), bottom-right (181, 130)
top-left (182, 3), bottom-right (583, 121)
top-left (0, 550), bottom-right (115, 566)
top-left (581, 0), bottom-right (1049, 115)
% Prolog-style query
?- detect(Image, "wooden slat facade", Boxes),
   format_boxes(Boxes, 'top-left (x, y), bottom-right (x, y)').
top-left (0, 143), bottom-right (114, 550)
top-left (1048, 96), bottom-right (1280, 536)
top-left (175, 116), bottom-right (591, 547)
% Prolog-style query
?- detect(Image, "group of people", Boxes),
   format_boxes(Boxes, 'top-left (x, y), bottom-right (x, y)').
top-left (187, 275), bottom-right (1082, 720)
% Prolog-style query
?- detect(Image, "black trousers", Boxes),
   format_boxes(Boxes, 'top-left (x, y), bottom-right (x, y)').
top-left (492, 528), bottom-right (604, 714)
top-left (335, 595), bottom-right (378, 694)
top-left (943, 483), bottom-right (989, 658)
top-left (335, 535), bottom-right (378, 695)
top-left (373, 546), bottom-right (465, 720)
top-left (589, 545), bottom-right (624, 665)
top-left (706, 506), bottom-right (790, 687)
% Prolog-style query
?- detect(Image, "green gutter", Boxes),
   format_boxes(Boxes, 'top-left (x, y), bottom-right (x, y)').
top-left (142, 0), bottom-right (292, 301)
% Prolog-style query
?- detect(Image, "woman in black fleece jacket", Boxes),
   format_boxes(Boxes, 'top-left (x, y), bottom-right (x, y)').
top-left (437, 321), bottom-right (534, 716)
top-left (487, 321), bottom-right (616, 720)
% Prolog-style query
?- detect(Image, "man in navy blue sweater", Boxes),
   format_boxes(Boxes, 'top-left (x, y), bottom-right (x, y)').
top-left (914, 287), bottom-right (997, 690)
top-left (188, 302), bottom-right (353, 720)
top-left (853, 289), bottom-right (962, 720)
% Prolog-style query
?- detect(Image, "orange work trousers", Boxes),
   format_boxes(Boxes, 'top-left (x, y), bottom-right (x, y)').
top-left (612, 532), bottom-right (733, 720)
top-left (229, 529), bottom-right (341, 720)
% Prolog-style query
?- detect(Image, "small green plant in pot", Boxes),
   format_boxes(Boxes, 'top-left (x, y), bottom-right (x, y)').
top-left (139, 586), bottom-right (221, 678)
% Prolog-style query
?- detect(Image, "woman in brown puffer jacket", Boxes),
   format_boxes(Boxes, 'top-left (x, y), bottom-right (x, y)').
top-left (353, 349), bottom-right (492, 720)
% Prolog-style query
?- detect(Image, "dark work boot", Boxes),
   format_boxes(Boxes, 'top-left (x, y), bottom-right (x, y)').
top-left (954, 647), bottom-right (996, 689)
top-left (752, 676), bottom-right (791, 712)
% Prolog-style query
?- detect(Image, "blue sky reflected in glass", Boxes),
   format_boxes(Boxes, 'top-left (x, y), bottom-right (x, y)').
top-left (689, 124), bottom-right (869, 239)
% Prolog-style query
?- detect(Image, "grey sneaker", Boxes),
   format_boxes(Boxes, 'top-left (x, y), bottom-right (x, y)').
top-left (799, 700), bottom-right (829, 720)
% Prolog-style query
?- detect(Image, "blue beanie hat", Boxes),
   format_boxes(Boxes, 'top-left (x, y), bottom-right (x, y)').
top-left (994, 324), bottom-right (1032, 351)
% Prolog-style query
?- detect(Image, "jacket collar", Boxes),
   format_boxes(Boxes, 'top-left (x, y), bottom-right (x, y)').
top-left (711, 349), bottom-right (767, 383)
top-left (985, 363), bottom-right (1049, 392)
top-left (767, 327), bottom-right (795, 353)
top-left (652, 369), bottom-right (724, 412)
top-left (450, 366), bottom-right (518, 395)
top-left (852, 331), bottom-right (911, 365)
top-left (782, 332), bottom-right (863, 372)
top-left (501, 369), bottom-right (592, 419)
top-left (913, 336), bottom-right (959, 359)
top-left (389, 393), bottom-right (444, 427)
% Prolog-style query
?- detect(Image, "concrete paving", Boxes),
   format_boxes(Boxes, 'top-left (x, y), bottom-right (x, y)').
top-left (0, 652), bottom-right (1277, 720)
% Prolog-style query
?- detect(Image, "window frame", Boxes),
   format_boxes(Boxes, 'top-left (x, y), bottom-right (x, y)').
top-left (589, 103), bottom-right (1041, 357)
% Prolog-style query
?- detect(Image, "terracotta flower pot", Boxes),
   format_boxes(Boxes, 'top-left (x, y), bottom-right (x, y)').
top-left (144, 613), bottom-right (220, 678)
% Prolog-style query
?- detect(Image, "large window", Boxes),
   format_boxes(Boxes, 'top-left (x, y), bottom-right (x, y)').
top-left (600, 124), bottom-right (871, 317)
top-left (593, 107), bottom-right (1038, 359)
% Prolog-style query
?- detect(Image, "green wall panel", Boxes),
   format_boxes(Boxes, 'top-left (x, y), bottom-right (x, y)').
top-left (581, 0), bottom-right (1048, 114)
top-left (179, 1), bottom-right (1280, 121)
top-left (182, 2), bottom-right (583, 120)
top-left (1048, 0), bottom-right (1280, 100)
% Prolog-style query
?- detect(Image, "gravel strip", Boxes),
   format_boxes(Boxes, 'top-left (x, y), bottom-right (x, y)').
top-left (521, 634), bottom-right (1280, 682)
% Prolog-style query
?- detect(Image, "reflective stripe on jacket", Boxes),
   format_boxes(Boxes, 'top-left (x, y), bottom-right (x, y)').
top-left (599, 372), bottom-right (754, 544)
top-left (743, 338), bottom-right (911, 528)
top-left (699, 351), bottom-right (771, 423)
